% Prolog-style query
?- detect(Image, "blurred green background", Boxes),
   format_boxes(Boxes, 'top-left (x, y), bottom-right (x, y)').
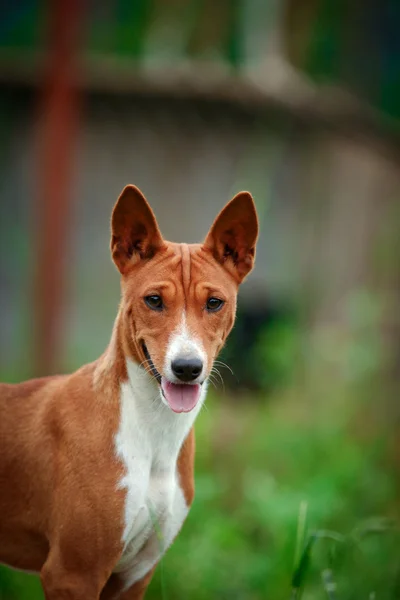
top-left (0, 1), bottom-right (399, 598)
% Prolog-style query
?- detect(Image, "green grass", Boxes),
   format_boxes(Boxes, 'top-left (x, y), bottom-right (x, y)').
top-left (146, 393), bottom-right (398, 599)
top-left (1, 389), bottom-right (398, 599)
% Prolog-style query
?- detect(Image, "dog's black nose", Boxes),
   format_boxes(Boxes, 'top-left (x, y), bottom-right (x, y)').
top-left (171, 357), bottom-right (203, 382)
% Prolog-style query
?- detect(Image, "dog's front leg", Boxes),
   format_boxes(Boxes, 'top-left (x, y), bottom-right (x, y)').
top-left (117, 567), bottom-right (156, 600)
top-left (40, 548), bottom-right (113, 600)
top-left (99, 567), bottom-right (156, 600)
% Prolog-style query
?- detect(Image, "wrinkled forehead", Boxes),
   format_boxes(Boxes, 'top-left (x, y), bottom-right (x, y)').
top-left (123, 241), bottom-right (238, 299)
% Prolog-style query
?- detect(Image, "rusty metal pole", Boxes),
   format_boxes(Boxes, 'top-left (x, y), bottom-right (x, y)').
top-left (33, 0), bottom-right (83, 376)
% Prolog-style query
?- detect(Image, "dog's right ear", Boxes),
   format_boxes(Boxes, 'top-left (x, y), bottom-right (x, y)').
top-left (111, 185), bottom-right (164, 274)
top-left (203, 191), bottom-right (258, 283)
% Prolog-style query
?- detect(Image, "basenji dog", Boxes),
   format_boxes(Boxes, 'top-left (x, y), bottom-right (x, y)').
top-left (0, 185), bottom-right (258, 599)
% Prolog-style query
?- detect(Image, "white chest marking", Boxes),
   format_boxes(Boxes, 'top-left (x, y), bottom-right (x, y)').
top-left (113, 359), bottom-right (207, 589)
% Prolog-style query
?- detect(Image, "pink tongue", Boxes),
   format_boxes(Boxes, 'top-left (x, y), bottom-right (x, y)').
top-left (161, 378), bottom-right (201, 413)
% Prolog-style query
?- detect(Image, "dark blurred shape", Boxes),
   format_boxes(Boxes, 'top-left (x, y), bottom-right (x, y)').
top-left (284, 0), bottom-right (400, 122)
top-left (221, 302), bottom-right (298, 392)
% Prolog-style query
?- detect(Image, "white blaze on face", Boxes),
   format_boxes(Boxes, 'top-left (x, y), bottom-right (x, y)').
top-left (164, 312), bottom-right (207, 384)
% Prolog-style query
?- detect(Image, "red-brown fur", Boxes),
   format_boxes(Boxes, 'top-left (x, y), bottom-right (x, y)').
top-left (0, 185), bottom-right (258, 599)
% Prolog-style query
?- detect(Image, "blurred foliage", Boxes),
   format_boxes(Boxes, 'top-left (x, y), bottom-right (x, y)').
top-left (221, 305), bottom-right (301, 391)
top-left (222, 286), bottom-right (386, 393)
top-left (149, 393), bottom-right (398, 600)
top-left (285, 0), bottom-right (400, 121)
top-left (1, 1), bottom-right (400, 121)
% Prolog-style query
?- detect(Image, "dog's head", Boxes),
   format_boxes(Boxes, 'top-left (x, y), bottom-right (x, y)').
top-left (111, 185), bottom-right (258, 413)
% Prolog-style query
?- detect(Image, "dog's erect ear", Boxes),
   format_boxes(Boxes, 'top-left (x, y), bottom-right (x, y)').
top-left (111, 185), bottom-right (164, 274)
top-left (204, 191), bottom-right (258, 282)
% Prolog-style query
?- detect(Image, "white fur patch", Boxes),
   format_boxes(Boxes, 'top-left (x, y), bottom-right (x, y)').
top-left (113, 359), bottom-right (207, 589)
top-left (164, 312), bottom-right (207, 383)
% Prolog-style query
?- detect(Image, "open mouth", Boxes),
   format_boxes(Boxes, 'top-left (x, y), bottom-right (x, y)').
top-left (142, 343), bottom-right (201, 414)
top-left (160, 379), bottom-right (201, 413)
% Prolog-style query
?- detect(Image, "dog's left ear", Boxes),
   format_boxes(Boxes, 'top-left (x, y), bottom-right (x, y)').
top-left (204, 191), bottom-right (258, 282)
top-left (111, 185), bottom-right (164, 274)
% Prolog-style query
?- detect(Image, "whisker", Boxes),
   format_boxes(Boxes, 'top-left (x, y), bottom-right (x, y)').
top-left (208, 374), bottom-right (223, 395)
top-left (207, 376), bottom-right (217, 390)
top-left (213, 360), bottom-right (234, 376)
top-left (136, 360), bottom-right (156, 377)
top-left (213, 359), bottom-right (239, 383)
top-left (138, 358), bottom-right (152, 367)
top-left (211, 367), bottom-right (225, 395)
top-left (138, 359), bottom-right (153, 371)
top-left (211, 367), bottom-right (224, 386)
top-left (200, 400), bottom-right (209, 413)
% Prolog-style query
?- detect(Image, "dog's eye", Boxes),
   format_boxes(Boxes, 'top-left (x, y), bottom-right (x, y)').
top-left (144, 295), bottom-right (163, 311)
top-left (206, 297), bottom-right (224, 312)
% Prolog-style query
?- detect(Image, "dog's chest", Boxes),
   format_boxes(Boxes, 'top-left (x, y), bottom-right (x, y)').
top-left (115, 462), bottom-right (188, 584)
top-left (113, 375), bottom-right (195, 588)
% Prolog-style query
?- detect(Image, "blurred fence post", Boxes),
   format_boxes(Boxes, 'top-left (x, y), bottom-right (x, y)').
top-left (33, 0), bottom-right (84, 376)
